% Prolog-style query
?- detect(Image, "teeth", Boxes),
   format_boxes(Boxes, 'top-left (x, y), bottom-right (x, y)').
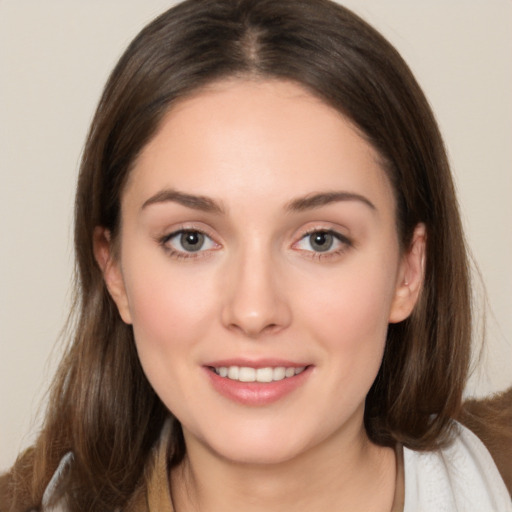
top-left (239, 367), bottom-right (255, 382)
top-left (227, 366), bottom-right (239, 380)
top-left (273, 367), bottom-right (286, 381)
top-left (256, 367), bottom-right (273, 383)
top-left (213, 365), bottom-right (306, 383)
top-left (285, 367), bottom-right (295, 378)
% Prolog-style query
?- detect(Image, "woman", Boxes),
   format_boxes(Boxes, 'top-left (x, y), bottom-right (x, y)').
top-left (1, 1), bottom-right (510, 511)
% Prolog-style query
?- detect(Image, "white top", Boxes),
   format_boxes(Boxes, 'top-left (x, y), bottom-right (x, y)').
top-left (40, 422), bottom-right (511, 511)
top-left (403, 423), bottom-right (511, 511)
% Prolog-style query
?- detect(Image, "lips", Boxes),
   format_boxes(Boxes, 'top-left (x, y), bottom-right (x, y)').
top-left (204, 360), bottom-right (312, 406)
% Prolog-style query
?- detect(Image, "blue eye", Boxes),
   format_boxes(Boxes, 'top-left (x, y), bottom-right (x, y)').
top-left (295, 230), bottom-right (349, 253)
top-left (163, 230), bottom-right (217, 254)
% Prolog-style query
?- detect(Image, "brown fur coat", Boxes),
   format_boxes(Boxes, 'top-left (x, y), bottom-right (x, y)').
top-left (458, 387), bottom-right (512, 496)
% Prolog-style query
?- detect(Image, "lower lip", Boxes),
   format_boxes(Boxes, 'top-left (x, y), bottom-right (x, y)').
top-left (204, 367), bottom-right (312, 406)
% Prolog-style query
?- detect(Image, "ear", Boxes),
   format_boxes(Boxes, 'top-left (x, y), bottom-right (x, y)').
top-left (388, 223), bottom-right (426, 324)
top-left (93, 227), bottom-right (133, 324)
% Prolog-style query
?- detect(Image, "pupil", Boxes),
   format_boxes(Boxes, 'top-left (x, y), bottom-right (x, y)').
top-left (311, 232), bottom-right (333, 252)
top-left (181, 232), bottom-right (204, 252)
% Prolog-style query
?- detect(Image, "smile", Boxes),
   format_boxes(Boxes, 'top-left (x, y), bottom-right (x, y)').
top-left (205, 363), bottom-right (312, 406)
top-left (211, 365), bottom-right (306, 383)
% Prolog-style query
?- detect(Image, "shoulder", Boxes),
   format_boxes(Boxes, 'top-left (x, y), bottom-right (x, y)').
top-left (459, 387), bottom-right (512, 493)
top-left (38, 418), bottom-right (175, 512)
top-left (38, 452), bottom-right (122, 512)
top-left (36, 452), bottom-right (74, 512)
top-left (403, 421), bottom-right (512, 512)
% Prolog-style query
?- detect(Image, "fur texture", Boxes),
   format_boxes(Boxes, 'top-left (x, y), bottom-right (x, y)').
top-left (459, 387), bottom-right (512, 497)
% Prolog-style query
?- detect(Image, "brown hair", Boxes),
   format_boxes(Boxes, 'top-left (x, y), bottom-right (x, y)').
top-left (459, 387), bottom-right (512, 496)
top-left (1, 0), bottom-right (471, 510)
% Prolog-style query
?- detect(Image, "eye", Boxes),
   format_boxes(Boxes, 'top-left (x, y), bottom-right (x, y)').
top-left (162, 229), bottom-right (218, 255)
top-left (295, 230), bottom-right (350, 254)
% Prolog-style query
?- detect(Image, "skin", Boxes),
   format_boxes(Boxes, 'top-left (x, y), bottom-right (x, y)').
top-left (95, 79), bottom-right (425, 512)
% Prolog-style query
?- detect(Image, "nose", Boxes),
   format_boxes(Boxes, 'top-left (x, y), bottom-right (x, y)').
top-left (220, 247), bottom-right (292, 338)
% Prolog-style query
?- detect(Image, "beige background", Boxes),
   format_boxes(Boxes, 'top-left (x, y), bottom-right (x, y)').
top-left (1, 1), bottom-right (511, 472)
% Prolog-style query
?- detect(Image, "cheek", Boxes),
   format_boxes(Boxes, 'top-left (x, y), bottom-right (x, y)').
top-left (123, 254), bottom-right (218, 360)
top-left (302, 273), bottom-right (394, 422)
top-left (296, 258), bottom-right (397, 387)
top-left (122, 257), bottom-right (221, 414)
top-left (302, 262), bottom-right (396, 339)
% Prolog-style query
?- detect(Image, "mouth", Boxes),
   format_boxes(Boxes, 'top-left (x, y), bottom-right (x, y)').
top-left (208, 365), bottom-right (307, 383)
top-left (204, 361), bottom-right (312, 405)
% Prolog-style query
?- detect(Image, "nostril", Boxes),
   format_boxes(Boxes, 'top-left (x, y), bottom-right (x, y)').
top-left (220, 280), bottom-right (293, 336)
top-left (226, 321), bottom-right (282, 338)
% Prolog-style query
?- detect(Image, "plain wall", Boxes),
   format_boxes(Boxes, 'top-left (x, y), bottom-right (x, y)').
top-left (1, 0), bottom-right (511, 472)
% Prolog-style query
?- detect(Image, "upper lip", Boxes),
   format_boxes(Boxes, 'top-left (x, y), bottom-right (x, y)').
top-left (204, 358), bottom-right (311, 369)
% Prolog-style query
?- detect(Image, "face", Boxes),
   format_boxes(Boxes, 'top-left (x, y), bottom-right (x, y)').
top-left (97, 79), bottom-right (424, 465)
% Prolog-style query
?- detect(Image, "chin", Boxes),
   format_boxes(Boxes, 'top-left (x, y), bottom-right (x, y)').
top-left (187, 420), bottom-right (322, 467)
top-left (213, 439), bottom-right (308, 466)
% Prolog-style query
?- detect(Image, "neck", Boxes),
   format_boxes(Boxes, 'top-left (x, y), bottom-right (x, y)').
top-left (170, 419), bottom-right (397, 512)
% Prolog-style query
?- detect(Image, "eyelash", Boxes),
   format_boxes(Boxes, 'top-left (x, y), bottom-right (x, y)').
top-left (294, 229), bottom-right (353, 261)
top-left (158, 227), bottom-right (353, 261)
top-left (159, 228), bottom-right (219, 260)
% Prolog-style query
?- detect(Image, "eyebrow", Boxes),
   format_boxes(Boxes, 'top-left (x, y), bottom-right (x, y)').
top-left (141, 189), bottom-right (225, 214)
top-left (285, 191), bottom-right (376, 212)
top-left (141, 188), bottom-right (375, 215)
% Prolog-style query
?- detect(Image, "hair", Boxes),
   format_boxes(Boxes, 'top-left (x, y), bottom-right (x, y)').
top-left (1, 0), bottom-right (471, 510)
top-left (459, 387), bottom-right (512, 496)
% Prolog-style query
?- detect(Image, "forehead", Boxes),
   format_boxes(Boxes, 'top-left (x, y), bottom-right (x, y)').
top-left (124, 79), bottom-right (395, 215)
